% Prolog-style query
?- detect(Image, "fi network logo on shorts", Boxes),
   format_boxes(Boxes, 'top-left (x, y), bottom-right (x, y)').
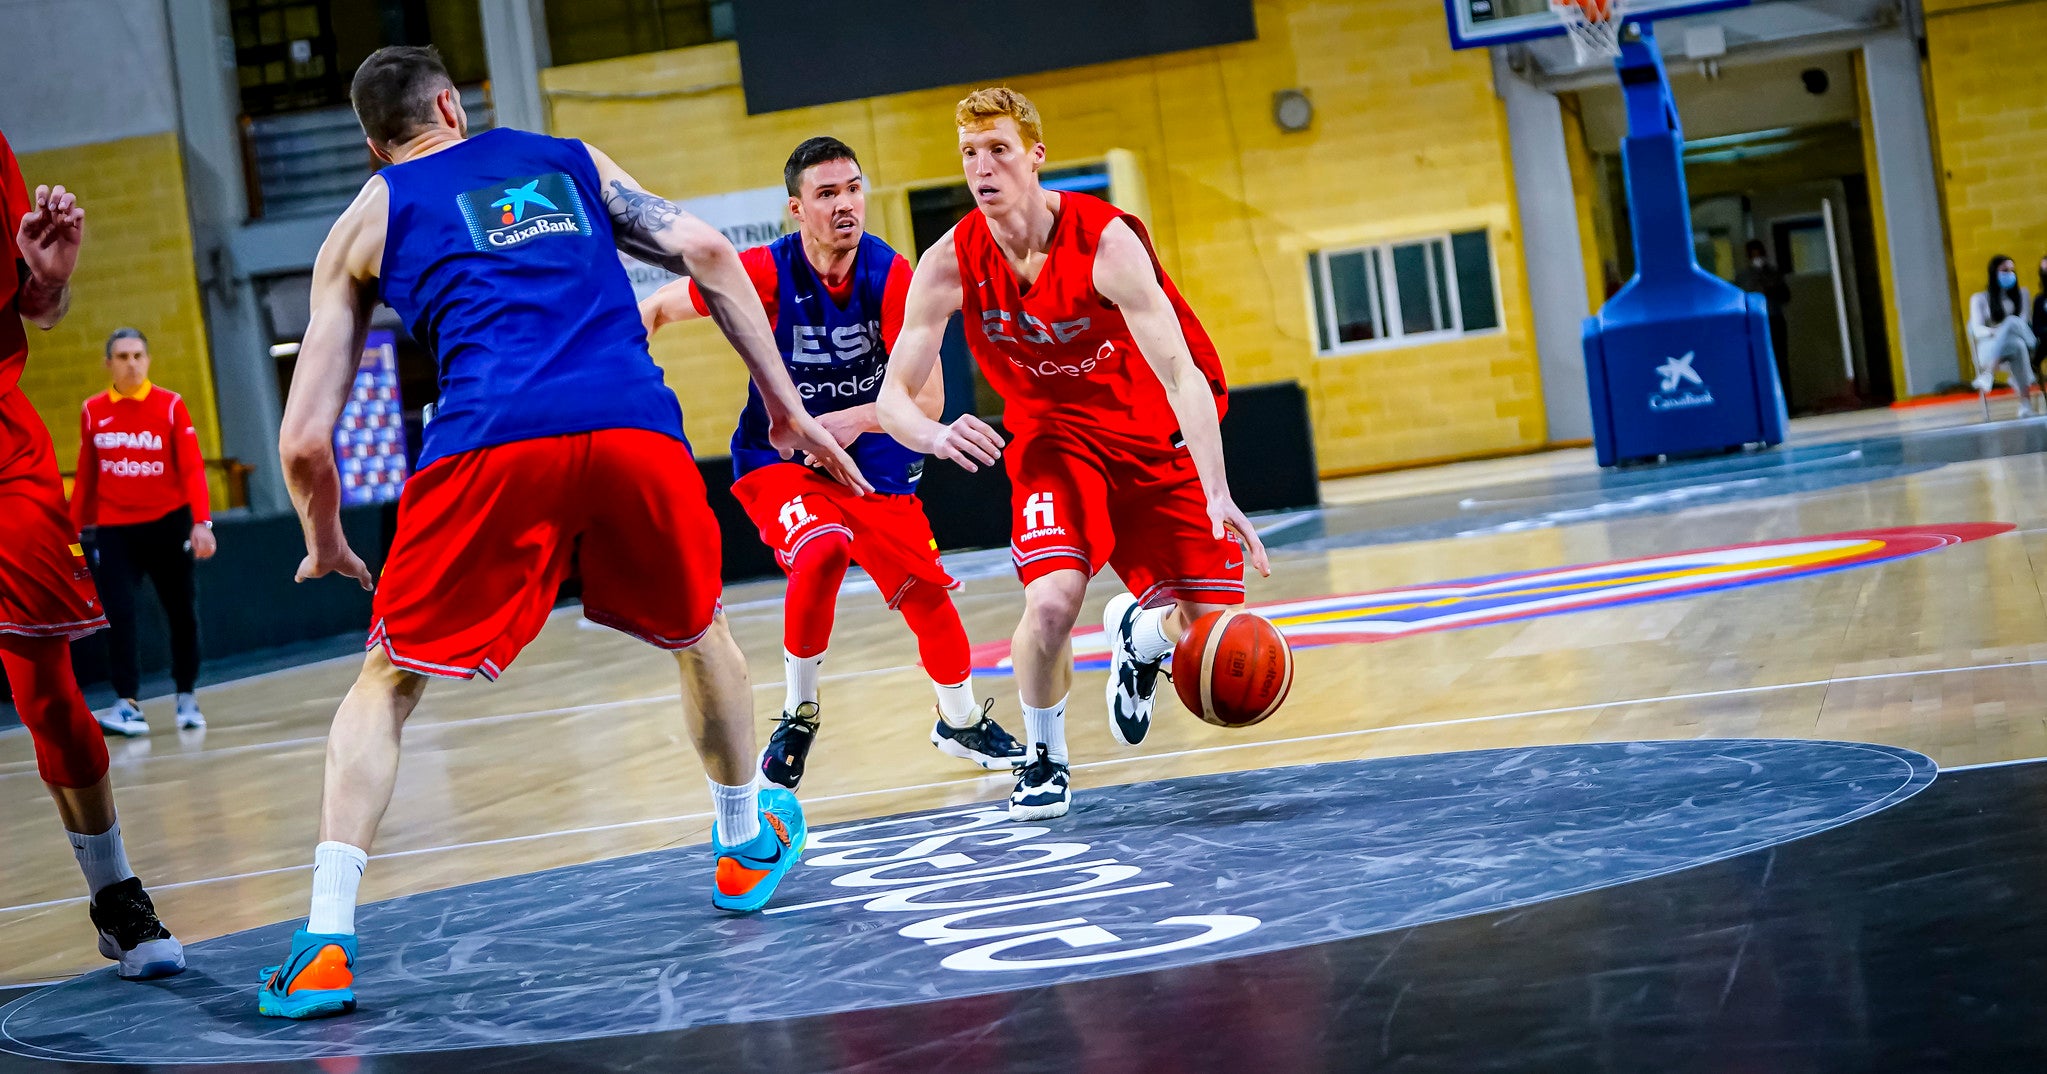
top-left (459, 173), bottom-right (591, 251)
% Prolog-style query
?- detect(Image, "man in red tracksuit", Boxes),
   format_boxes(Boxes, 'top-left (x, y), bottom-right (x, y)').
top-left (73, 327), bottom-right (217, 734)
top-left (0, 125), bottom-right (185, 980)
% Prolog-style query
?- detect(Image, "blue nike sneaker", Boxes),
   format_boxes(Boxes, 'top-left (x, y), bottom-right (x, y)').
top-left (256, 929), bottom-right (357, 1020)
top-left (712, 787), bottom-right (806, 912)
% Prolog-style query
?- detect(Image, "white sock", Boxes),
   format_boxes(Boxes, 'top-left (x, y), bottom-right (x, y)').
top-left (307, 840), bottom-right (368, 935)
top-left (710, 778), bottom-right (760, 845)
top-left (935, 679), bottom-right (980, 728)
top-left (69, 823), bottom-right (136, 899)
top-left (1022, 696), bottom-right (1068, 764)
top-left (1129, 605), bottom-right (1175, 663)
top-left (783, 650), bottom-right (824, 714)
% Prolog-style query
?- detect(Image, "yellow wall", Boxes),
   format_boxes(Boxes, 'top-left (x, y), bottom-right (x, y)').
top-left (14, 132), bottom-right (223, 505)
top-left (541, 0), bottom-right (1547, 474)
top-left (1924, 0), bottom-right (2047, 380)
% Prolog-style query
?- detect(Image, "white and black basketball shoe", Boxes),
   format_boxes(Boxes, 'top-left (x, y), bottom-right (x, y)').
top-left (1102, 593), bottom-right (1165, 747)
top-left (929, 700), bottom-right (1027, 769)
top-left (90, 877), bottom-right (185, 980)
top-left (1008, 744), bottom-right (1071, 821)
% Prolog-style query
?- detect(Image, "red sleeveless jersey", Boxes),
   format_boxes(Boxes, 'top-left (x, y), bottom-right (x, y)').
top-left (953, 192), bottom-right (1225, 449)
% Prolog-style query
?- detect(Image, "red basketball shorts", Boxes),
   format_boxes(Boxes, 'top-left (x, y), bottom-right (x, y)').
top-left (731, 462), bottom-right (955, 607)
top-left (0, 390), bottom-right (105, 640)
top-left (1005, 423), bottom-right (1244, 608)
top-left (370, 428), bottom-right (723, 679)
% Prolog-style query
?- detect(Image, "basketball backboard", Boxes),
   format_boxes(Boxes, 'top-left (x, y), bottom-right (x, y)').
top-left (1445, 0), bottom-right (1750, 50)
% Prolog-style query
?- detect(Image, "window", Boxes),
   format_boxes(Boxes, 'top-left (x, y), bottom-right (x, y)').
top-left (230, 0), bottom-right (488, 118)
top-left (546, 0), bottom-right (734, 68)
top-left (1309, 230), bottom-right (1500, 354)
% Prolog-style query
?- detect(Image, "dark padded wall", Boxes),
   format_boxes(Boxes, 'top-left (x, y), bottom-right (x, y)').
top-left (734, 0), bottom-right (1256, 114)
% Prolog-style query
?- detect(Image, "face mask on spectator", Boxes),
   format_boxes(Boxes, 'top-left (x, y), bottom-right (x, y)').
top-left (1999, 270), bottom-right (2019, 289)
top-left (1751, 257), bottom-right (1766, 269)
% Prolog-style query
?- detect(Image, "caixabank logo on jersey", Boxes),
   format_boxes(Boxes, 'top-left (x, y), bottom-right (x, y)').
top-left (459, 173), bottom-right (591, 250)
top-left (971, 524), bottom-right (2013, 674)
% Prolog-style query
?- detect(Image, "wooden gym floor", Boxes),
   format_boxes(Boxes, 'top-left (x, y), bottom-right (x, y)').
top-left (4, 397), bottom-right (2045, 1013)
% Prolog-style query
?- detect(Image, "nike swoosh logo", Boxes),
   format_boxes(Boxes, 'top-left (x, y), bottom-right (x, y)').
top-left (1224, 560), bottom-right (1244, 569)
top-left (97, 417), bottom-right (114, 427)
top-left (793, 293), bottom-right (814, 302)
top-left (977, 280), bottom-right (989, 287)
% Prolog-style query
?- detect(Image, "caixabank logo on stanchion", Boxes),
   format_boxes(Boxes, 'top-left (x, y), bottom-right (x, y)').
top-left (1649, 351), bottom-right (1715, 411)
top-left (972, 524), bottom-right (2015, 675)
top-left (458, 173), bottom-right (592, 250)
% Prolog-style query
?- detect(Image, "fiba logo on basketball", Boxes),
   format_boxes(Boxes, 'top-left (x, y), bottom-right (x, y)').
top-left (459, 173), bottom-right (591, 251)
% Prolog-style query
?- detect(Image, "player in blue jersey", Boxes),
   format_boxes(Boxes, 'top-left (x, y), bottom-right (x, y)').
top-left (254, 47), bottom-right (869, 1020)
top-left (643, 137), bottom-right (1024, 789)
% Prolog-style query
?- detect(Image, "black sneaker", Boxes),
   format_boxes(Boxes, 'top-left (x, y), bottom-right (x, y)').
top-left (1008, 744), bottom-right (1071, 821)
top-left (759, 702), bottom-right (821, 790)
top-left (89, 877), bottom-right (185, 980)
top-left (929, 701), bottom-right (1027, 770)
top-left (1102, 593), bottom-right (1166, 747)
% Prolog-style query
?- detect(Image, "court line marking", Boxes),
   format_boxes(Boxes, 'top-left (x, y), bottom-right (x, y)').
top-left (0, 665), bottom-right (919, 779)
top-left (1940, 755), bottom-right (2047, 771)
top-left (0, 769), bottom-right (1009, 916)
top-left (3, 655), bottom-right (2042, 919)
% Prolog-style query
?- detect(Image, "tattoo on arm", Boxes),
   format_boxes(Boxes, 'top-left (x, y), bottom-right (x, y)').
top-left (604, 180), bottom-right (690, 275)
top-left (17, 258), bottom-right (71, 327)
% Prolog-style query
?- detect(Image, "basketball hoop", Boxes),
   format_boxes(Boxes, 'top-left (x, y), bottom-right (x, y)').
top-left (1550, 0), bottom-right (1629, 63)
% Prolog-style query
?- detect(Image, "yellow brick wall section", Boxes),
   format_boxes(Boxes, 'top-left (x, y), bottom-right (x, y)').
top-left (14, 132), bottom-right (224, 508)
top-left (541, 0), bottom-right (1547, 474)
top-left (1924, 0), bottom-right (2047, 381)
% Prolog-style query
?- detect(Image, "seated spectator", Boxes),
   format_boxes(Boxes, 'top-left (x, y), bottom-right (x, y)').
top-left (1968, 255), bottom-right (2036, 418)
top-left (70, 328), bottom-right (216, 735)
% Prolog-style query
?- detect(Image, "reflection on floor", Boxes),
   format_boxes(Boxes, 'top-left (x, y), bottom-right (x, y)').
top-left (1, 398), bottom-right (2043, 1071)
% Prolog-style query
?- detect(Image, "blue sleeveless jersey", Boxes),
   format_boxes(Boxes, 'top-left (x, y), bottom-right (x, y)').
top-left (732, 232), bottom-right (924, 495)
top-left (378, 127), bottom-right (685, 469)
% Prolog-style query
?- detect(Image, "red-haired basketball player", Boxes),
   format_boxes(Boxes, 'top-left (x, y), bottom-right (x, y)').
top-left (642, 136), bottom-right (1023, 788)
top-left (0, 129), bottom-right (185, 978)
top-left (878, 89), bottom-right (1271, 820)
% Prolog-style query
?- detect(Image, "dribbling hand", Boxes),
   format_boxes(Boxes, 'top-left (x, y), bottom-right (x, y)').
top-left (928, 414), bottom-right (1004, 473)
top-left (1208, 494), bottom-right (1271, 578)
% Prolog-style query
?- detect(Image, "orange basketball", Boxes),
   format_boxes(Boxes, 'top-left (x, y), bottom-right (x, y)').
top-left (1172, 609), bottom-right (1293, 728)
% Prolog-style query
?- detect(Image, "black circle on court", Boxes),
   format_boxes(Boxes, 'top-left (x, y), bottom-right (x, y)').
top-left (0, 739), bottom-right (1933, 1065)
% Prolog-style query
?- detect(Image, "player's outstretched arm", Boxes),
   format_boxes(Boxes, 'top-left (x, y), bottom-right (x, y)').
top-left (15, 184), bottom-right (83, 328)
top-left (279, 179), bottom-right (384, 591)
top-left (1094, 220), bottom-right (1269, 576)
top-left (588, 145), bottom-right (870, 494)
top-left (878, 232), bottom-right (1002, 471)
top-left (639, 277), bottom-right (703, 335)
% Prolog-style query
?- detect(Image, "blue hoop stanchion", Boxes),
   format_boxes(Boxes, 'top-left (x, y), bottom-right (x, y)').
top-left (1582, 24), bottom-right (1787, 466)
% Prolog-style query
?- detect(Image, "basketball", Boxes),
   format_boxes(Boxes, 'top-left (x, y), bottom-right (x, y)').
top-left (1173, 609), bottom-right (1294, 727)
